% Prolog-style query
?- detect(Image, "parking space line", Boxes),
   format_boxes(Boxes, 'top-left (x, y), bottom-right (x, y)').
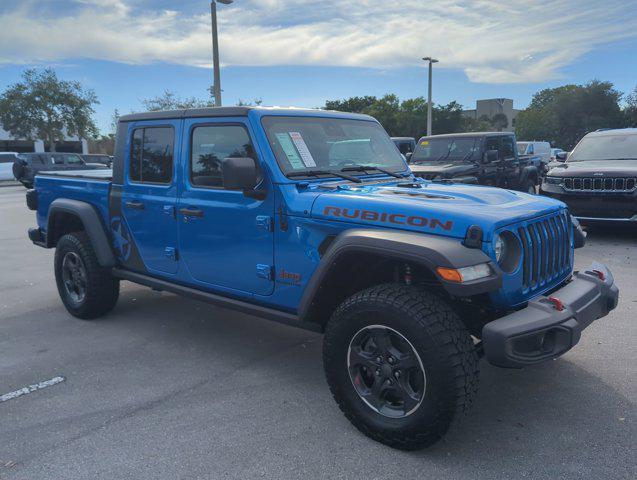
top-left (0, 376), bottom-right (65, 403)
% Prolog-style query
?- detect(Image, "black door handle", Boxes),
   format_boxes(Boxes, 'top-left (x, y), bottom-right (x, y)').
top-left (179, 207), bottom-right (204, 218)
top-left (125, 201), bottom-right (145, 210)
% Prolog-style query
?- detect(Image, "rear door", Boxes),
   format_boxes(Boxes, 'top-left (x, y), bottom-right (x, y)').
top-left (499, 135), bottom-right (519, 187)
top-left (177, 117), bottom-right (274, 295)
top-left (118, 121), bottom-right (181, 275)
top-left (481, 136), bottom-right (500, 186)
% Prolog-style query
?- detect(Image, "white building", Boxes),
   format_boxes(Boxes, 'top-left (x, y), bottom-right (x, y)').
top-left (462, 98), bottom-right (521, 133)
top-left (0, 124), bottom-right (88, 154)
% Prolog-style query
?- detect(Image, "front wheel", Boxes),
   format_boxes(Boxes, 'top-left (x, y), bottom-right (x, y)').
top-left (54, 231), bottom-right (120, 319)
top-left (525, 179), bottom-right (537, 194)
top-left (323, 284), bottom-right (479, 450)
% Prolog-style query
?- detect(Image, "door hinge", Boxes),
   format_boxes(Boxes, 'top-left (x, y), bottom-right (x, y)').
top-left (256, 264), bottom-right (273, 280)
top-left (256, 215), bottom-right (273, 232)
top-left (164, 247), bottom-right (178, 261)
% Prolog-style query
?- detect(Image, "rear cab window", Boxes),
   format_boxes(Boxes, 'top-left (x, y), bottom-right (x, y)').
top-left (129, 126), bottom-right (174, 184)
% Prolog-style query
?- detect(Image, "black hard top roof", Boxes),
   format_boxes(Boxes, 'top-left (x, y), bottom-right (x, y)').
top-left (119, 107), bottom-right (253, 122)
top-left (419, 131), bottom-right (512, 141)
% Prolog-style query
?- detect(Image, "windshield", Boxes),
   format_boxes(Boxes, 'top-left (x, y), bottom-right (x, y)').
top-left (411, 137), bottom-right (481, 164)
top-left (262, 116), bottom-right (406, 177)
top-left (570, 133), bottom-right (637, 161)
top-left (517, 142), bottom-right (530, 155)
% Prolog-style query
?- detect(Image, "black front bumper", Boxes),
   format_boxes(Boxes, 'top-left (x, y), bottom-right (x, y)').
top-left (482, 262), bottom-right (619, 368)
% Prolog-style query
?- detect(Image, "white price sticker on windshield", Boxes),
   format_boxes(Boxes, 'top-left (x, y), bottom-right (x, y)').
top-left (289, 132), bottom-right (317, 168)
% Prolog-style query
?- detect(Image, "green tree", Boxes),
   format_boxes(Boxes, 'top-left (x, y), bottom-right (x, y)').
top-left (0, 68), bottom-right (99, 152)
top-left (323, 95), bottom-right (470, 138)
top-left (624, 85), bottom-right (637, 127)
top-left (516, 80), bottom-right (624, 149)
top-left (325, 96), bottom-right (377, 113)
top-left (141, 89), bottom-right (214, 111)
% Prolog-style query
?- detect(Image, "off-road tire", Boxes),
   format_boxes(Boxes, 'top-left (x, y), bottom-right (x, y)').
top-left (54, 231), bottom-right (119, 319)
top-left (323, 284), bottom-right (479, 450)
top-left (525, 179), bottom-right (537, 194)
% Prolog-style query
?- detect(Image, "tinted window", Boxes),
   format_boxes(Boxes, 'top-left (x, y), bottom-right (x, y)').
top-left (130, 127), bottom-right (174, 183)
top-left (0, 154), bottom-right (16, 164)
top-left (190, 125), bottom-right (254, 188)
top-left (411, 137), bottom-right (481, 164)
top-left (501, 136), bottom-right (515, 158)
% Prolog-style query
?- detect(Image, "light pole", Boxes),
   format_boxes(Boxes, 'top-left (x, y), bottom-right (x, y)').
top-left (422, 57), bottom-right (438, 136)
top-left (211, 0), bottom-right (233, 107)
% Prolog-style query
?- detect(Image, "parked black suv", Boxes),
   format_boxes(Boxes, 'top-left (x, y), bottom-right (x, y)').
top-left (13, 152), bottom-right (109, 188)
top-left (409, 132), bottom-right (539, 194)
top-left (541, 128), bottom-right (637, 223)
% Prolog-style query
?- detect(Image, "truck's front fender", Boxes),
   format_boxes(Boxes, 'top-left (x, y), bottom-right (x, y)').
top-left (46, 199), bottom-right (116, 267)
top-left (298, 229), bottom-right (501, 325)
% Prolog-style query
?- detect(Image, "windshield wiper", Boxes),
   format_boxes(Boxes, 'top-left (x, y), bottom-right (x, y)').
top-left (287, 169), bottom-right (362, 183)
top-left (340, 165), bottom-right (405, 179)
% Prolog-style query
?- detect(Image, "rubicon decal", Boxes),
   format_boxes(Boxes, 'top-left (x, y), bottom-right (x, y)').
top-left (323, 206), bottom-right (453, 231)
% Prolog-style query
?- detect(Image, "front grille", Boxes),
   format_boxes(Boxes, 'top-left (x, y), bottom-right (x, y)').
top-left (564, 177), bottom-right (637, 192)
top-left (515, 211), bottom-right (572, 291)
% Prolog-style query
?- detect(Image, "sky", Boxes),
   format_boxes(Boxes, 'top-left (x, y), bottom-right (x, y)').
top-left (1, 0), bottom-right (636, 134)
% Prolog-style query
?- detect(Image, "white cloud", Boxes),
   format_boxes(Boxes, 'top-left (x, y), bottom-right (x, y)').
top-left (0, 0), bottom-right (636, 83)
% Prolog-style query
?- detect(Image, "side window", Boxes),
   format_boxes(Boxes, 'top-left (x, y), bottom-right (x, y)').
top-left (484, 137), bottom-right (500, 161)
top-left (51, 154), bottom-right (65, 165)
top-left (129, 127), bottom-right (174, 184)
top-left (66, 154), bottom-right (83, 165)
top-left (501, 136), bottom-right (515, 158)
top-left (190, 125), bottom-right (255, 188)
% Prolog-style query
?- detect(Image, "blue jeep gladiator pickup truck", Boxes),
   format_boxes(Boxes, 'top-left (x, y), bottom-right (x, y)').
top-left (26, 107), bottom-right (618, 450)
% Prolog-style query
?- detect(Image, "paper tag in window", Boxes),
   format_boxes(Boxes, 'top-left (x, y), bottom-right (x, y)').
top-left (275, 133), bottom-right (305, 170)
top-left (420, 140), bottom-right (429, 145)
top-left (289, 132), bottom-right (317, 168)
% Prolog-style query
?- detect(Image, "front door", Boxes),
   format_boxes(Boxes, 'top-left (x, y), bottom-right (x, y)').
top-left (499, 135), bottom-right (520, 188)
top-left (177, 118), bottom-right (274, 296)
top-left (119, 121), bottom-right (181, 275)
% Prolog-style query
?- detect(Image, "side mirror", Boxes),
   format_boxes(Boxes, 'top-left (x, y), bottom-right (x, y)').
top-left (405, 152), bottom-right (413, 162)
top-left (222, 157), bottom-right (258, 190)
top-left (556, 151), bottom-right (568, 162)
top-left (483, 149), bottom-right (499, 163)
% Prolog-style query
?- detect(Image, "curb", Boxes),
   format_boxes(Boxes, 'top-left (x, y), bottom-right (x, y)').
top-left (0, 181), bottom-right (20, 188)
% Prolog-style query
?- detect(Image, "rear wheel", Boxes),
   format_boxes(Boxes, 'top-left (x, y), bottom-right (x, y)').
top-left (54, 232), bottom-right (119, 319)
top-left (323, 284), bottom-right (479, 450)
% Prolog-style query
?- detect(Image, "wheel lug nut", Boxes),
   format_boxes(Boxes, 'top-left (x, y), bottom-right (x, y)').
top-left (376, 357), bottom-right (382, 363)
top-left (375, 369), bottom-right (380, 376)
top-left (394, 371), bottom-right (400, 378)
top-left (388, 357), bottom-right (394, 364)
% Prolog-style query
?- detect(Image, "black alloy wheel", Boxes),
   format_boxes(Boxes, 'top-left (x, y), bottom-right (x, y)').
top-left (347, 325), bottom-right (426, 418)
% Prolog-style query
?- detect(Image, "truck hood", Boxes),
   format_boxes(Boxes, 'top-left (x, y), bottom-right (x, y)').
top-left (310, 181), bottom-right (563, 241)
top-left (548, 160), bottom-right (637, 177)
top-left (408, 162), bottom-right (475, 177)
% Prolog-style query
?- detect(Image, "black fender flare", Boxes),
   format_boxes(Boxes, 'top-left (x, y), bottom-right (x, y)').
top-left (298, 229), bottom-right (501, 322)
top-left (46, 198), bottom-right (116, 267)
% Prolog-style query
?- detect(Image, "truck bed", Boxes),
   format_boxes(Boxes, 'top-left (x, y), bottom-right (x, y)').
top-left (35, 172), bottom-right (112, 232)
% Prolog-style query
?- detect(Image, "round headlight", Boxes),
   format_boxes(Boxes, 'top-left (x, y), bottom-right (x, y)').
top-left (494, 231), bottom-right (521, 273)
top-left (494, 233), bottom-right (506, 263)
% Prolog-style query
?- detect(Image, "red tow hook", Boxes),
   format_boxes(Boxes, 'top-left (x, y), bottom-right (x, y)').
top-left (592, 269), bottom-right (606, 281)
top-left (548, 296), bottom-right (565, 311)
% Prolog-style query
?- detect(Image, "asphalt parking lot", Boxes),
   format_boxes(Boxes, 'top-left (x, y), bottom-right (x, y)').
top-left (0, 184), bottom-right (635, 480)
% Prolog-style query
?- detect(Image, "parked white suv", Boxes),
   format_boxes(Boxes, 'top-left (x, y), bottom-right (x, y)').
top-left (0, 152), bottom-right (19, 181)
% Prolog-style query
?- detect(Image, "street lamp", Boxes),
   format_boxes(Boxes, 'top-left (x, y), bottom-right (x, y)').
top-left (422, 57), bottom-right (439, 136)
top-left (211, 0), bottom-right (234, 107)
